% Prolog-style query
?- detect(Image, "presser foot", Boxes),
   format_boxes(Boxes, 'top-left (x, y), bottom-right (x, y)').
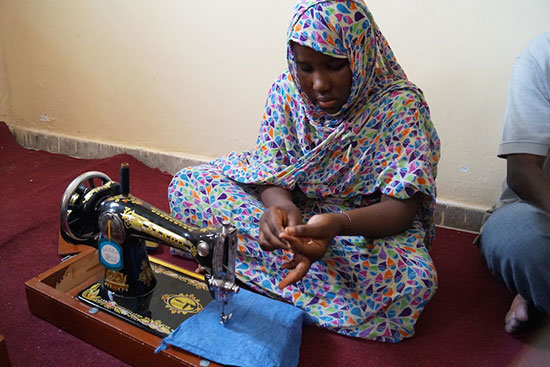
top-left (220, 301), bottom-right (233, 324)
top-left (220, 312), bottom-right (233, 324)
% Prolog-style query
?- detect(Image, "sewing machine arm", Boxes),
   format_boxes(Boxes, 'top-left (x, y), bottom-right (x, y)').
top-left (59, 167), bottom-right (239, 323)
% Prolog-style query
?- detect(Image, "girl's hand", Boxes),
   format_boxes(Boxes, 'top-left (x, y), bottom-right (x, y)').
top-left (277, 213), bottom-right (341, 288)
top-left (258, 204), bottom-right (303, 252)
top-left (277, 252), bottom-right (312, 289)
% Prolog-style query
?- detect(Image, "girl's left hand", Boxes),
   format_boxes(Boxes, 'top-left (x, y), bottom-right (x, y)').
top-left (277, 213), bottom-right (340, 288)
top-left (277, 252), bottom-right (312, 289)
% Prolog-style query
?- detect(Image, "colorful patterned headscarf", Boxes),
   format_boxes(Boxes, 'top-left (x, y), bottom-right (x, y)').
top-left (215, 0), bottom-right (440, 244)
top-left (287, 0), bottom-right (406, 122)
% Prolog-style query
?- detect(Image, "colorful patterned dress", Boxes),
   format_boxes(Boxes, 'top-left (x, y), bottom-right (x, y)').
top-left (168, 0), bottom-right (440, 343)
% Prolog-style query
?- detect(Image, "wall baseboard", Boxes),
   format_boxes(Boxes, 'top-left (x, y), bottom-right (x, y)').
top-left (10, 126), bottom-right (486, 233)
top-left (9, 126), bottom-right (208, 176)
top-left (434, 201), bottom-right (486, 234)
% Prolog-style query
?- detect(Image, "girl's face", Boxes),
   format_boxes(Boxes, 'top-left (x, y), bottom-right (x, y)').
top-left (292, 43), bottom-right (353, 114)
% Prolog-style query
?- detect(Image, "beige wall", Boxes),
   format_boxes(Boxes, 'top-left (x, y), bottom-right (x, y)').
top-left (1, 0), bottom-right (549, 210)
top-left (0, 10), bottom-right (10, 122)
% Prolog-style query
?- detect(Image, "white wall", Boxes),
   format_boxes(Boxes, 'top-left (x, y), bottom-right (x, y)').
top-left (369, 1), bottom-right (550, 208)
top-left (1, 0), bottom-right (549, 209)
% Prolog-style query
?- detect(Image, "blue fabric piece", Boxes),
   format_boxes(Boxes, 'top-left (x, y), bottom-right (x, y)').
top-left (155, 288), bottom-right (313, 367)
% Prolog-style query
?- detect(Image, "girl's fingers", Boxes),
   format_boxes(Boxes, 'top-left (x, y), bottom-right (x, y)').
top-left (280, 233), bottom-right (326, 260)
top-left (278, 256), bottom-right (312, 289)
top-left (259, 228), bottom-right (290, 251)
top-left (281, 258), bottom-right (298, 270)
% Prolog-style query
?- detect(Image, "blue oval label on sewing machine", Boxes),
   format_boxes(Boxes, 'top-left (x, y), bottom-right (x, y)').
top-left (98, 238), bottom-right (123, 270)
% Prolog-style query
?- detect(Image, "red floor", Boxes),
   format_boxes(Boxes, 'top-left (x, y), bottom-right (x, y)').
top-left (1, 122), bottom-right (548, 366)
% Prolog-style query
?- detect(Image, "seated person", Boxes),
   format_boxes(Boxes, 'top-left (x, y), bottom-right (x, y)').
top-left (479, 32), bottom-right (550, 334)
top-left (169, 0), bottom-right (440, 342)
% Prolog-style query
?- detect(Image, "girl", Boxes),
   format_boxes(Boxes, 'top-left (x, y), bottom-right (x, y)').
top-left (169, 0), bottom-right (440, 342)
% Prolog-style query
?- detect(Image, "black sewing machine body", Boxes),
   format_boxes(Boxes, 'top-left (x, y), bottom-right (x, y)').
top-left (60, 164), bottom-right (239, 324)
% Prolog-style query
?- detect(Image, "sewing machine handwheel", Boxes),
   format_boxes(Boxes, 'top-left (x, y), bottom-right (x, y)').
top-left (60, 171), bottom-right (112, 243)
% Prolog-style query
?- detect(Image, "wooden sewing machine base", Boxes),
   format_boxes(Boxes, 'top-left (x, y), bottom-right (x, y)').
top-left (24, 246), bottom-right (220, 367)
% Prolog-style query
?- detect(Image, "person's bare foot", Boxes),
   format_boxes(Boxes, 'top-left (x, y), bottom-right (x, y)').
top-left (504, 294), bottom-right (530, 334)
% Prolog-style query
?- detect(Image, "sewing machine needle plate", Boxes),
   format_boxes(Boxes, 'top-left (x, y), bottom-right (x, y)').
top-left (77, 259), bottom-right (213, 337)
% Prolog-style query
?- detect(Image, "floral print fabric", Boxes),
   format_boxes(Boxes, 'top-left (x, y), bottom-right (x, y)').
top-left (169, 0), bottom-right (440, 342)
top-left (214, 0), bottom-right (439, 245)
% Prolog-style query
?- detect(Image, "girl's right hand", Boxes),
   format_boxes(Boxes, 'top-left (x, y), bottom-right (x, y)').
top-left (258, 204), bottom-right (302, 252)
top-left (276, 213), bottom-right (338, 288)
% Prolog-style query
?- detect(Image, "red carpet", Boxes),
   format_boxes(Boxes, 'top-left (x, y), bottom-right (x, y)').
top-left (0, 121), bottom-right (546, 366)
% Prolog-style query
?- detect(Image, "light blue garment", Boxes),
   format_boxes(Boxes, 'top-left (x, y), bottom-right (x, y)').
top-left (500, 32), bottom-right (550, 158)
top-left (496, 33), bottom-right (550, 206)
top-left (155, 288), bottom-right (313, 367)
top-left (480, 201), bottom-right (550, 313)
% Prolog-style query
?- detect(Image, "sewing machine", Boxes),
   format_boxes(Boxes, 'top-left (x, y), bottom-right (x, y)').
top-left (59, 163), bottom-right (239, 326)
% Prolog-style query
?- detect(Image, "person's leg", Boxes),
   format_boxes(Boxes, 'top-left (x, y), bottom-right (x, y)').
top-left (168, 164), bottom-right (265, 258)
top-left (480, 201), bottom-right (550, 333)
top-left (322, 224), bottom-right (437, 343)
top-left (169, 164), bottom-right (263, 227)
top-left (169, 169), bottom-right (437, 341)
